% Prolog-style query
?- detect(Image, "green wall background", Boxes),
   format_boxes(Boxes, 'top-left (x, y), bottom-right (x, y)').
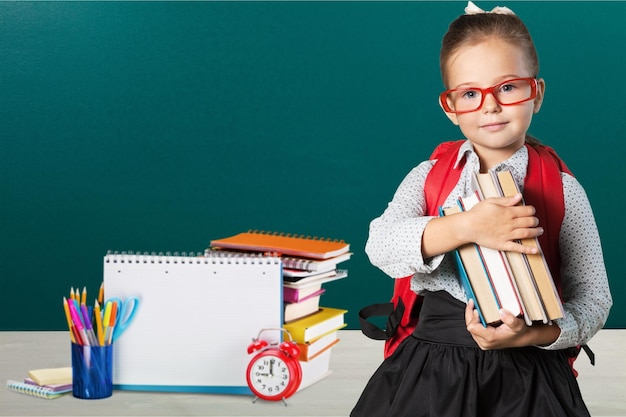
top-left (1, 1), bottom-right (624, 331)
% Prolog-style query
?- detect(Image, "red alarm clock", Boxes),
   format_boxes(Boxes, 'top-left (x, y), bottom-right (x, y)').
top-left (246, 328), bottom-right (302, 402)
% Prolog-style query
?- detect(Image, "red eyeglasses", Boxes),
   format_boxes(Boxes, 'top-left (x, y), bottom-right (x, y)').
top-left (440, 77), bottom-right (538, 114)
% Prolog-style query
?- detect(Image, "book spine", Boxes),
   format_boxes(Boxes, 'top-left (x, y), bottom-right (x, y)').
top-left (452, 250), bottom-right (487, 327)
top-left (494, 170), bottom-right (564, 321)
top-left (283, 288), bottom-right (325, 304)
top-left (475, 245), bottom-right (523, 317)
top-left (282, 324), bottom-right (306, 343)
top-left (504, 251), bottom-right (548, 324)
top-left (523, 248), bottom-right (565, 320)
top-left (283, 287), bottom-right (300, 303)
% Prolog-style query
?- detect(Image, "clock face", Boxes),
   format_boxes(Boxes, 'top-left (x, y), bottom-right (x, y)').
top-left (247, 353), bottom-right (294, 399)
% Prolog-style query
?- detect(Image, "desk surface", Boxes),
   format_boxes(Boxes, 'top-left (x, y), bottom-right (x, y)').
top-left (2, 330), bottom-right (625, 417)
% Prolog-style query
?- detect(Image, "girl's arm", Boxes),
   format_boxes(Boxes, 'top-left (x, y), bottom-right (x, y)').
top-left (365, 162), bottom-right (435, 278)
top-left (366, 160), bottom-right (545, 278)
top-left (545, 174), bottom-right (612, 349)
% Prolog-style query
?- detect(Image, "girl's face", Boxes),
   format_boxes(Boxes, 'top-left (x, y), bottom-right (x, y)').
top-left (442, 38), bottom-right (545, 169)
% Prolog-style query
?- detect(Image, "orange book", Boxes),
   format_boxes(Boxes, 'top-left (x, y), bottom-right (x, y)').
top-left (296, 330), bottom-right (340, 362)
top-left (210, 231), bottom-right (349, 259)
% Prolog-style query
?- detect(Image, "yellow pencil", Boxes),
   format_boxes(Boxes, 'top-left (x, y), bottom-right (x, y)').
top-left (81, 286), bottom-right (87, 305)
top-left (94, 300), bottom-right (104, 347)
top-left (70, 287), bottom-right (75, 302)
top-left (62, 297), bottom-right (76, 343)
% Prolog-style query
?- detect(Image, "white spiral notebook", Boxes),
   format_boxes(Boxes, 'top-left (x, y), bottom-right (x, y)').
top-left (103, 251), bottom-right (283, 394)
top-left (6, 380), bottom-right (72, 399)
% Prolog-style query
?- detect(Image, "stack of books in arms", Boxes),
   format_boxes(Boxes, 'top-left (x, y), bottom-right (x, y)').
top-left (209, 231), bottom-right (350, 390)
top-left (440, 170), bottom-right (564, 327)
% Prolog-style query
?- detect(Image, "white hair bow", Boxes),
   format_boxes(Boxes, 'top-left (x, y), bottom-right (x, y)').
top-left (465, 1), bottom-right (515, 16)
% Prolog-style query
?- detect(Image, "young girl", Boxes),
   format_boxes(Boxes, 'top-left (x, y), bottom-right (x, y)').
top-left (351, 3), bottom-right (612, 417)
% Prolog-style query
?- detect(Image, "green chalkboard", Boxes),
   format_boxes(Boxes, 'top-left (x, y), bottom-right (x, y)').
top-left (1, 1), bottom-right (624, 331)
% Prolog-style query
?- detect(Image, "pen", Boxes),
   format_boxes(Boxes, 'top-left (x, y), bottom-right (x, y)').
top-left (68, 302), bottom-right (89, 346)
top-left (103, 301), bottom-right (112, 345)
top-left (67, 293), bottom-right (83, 343)
top-left (81, 304), bottom-right (98, 346)
top-left (94, 300), bottom-right (104, 347)
top-left (71, 298), bottom-right (84, 326)
top-left (107, 302), bottom-right (118, 345)
top-left (62, 297), bottom-right (77, 343)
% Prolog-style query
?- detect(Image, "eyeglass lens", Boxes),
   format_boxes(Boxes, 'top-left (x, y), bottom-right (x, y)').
top-left (445, 79), bottom-right (534, 113)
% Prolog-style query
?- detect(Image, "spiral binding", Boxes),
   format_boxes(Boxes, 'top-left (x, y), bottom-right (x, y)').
top-left (247, 230), bottom-right (346, 243)
top-left (104, 250), bottom-right (281, 265)
top-left (6, 380), bottom-right (70, 399)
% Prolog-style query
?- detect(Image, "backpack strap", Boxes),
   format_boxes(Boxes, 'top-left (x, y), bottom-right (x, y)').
top-left (524, 144), bottom-right (572, 293)
top-left (359, 141), bottom-right (468, 355)
top-left (358, 300), bottom-right (404, 341)
top-left (525, 145), bottom-right (593, 374)
top-left (377, 141), bottom-right (467, 357)
top-left (424, 140), bottom-right (468, 216)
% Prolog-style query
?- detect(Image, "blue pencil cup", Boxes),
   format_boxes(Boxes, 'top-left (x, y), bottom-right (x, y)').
top-left (71, 343), bottom-right (113, 399)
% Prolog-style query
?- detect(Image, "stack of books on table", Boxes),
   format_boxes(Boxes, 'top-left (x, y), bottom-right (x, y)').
top-left (209, 230), bottom-right (350, 390)
top-left (440, 170), bottom-right (564, 327)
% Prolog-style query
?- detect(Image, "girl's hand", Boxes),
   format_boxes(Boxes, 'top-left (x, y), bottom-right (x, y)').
top-left (465, 299), bottom-right (527, 349)
top-left (464, 193), bottom-right (542, 254)
top-left (422, 193), bottom-right (542, 259)
top-left (464, 299), bottom-right (560, 349)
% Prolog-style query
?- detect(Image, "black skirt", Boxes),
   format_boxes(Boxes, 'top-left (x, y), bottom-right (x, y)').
top-left (351, 291), bottom-right (590, 417)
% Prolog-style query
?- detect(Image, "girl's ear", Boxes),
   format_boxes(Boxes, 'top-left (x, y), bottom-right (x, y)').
top-left (533, 78), bottom-right (546, 114)
top-left (439, 99), bottom-right (460, 126)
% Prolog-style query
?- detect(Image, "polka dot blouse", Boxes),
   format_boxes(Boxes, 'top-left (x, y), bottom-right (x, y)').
top-left (365, 140), bottom-right (612, 350)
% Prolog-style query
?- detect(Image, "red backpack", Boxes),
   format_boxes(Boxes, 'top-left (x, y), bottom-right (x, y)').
top-left (358, 140), bottom-right (587, 364)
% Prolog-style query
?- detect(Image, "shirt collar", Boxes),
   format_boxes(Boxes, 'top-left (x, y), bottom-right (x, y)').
top-left (453, 140), bottom-right (475, 169)
top-left (453, 140), bottom-right (529, 187)
top-left (492, 145), bottom-right (528, 188)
